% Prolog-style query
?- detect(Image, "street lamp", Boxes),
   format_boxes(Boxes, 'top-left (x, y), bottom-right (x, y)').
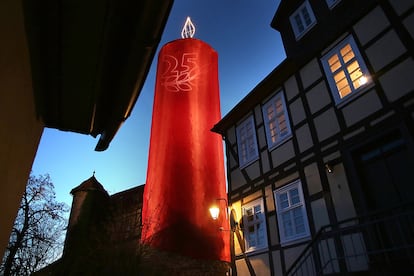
top-left (209, 205), bottom-right (220, 220)
top-left (209, 198), bottom-right (228, 220)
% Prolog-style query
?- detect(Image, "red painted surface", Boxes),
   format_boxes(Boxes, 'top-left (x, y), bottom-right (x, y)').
top-left (141, 38), bottom-right (230, 262)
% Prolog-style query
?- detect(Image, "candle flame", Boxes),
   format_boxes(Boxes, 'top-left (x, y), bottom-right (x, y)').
top-left (181, 17), bottom-right (195, 39)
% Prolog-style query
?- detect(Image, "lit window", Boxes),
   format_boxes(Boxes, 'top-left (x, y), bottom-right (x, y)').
top-left (289, 1), bottom-right (317, 40)
top-left (262, 91), bottom-right (292, 150)
top-left (236, 115), bottom-right (259, 168)
top-left (274, 180), bottom-right (310, 245)
top-left (326, 0), bottom-right (341, 9)
top-left (321, 36), bottom-right (370, 104)
top-left (242, 198), bottom-right (268, 252)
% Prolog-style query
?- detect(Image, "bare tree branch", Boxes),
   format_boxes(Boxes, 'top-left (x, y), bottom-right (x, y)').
top-left (0, 173), bottom-right (69, 276)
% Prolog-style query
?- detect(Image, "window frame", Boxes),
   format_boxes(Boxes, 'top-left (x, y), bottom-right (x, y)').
top-left (321, 35), bottom-right (370, 105)
top-left (289, 1), bottom-right (317, 40)
top-left (262, 91), bottom-right (292, 150)
top-left (326, 0), bottom-right (341, 9)
top-left (274, 180), bottom-right (311, 245)
top-left (242, 198), bottom-right (268, 253)
top-left (236, 115), bottom-right (259, 168)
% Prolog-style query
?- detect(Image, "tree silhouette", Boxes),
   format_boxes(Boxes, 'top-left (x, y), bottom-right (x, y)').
top-left (0, 173), bottom-right (69, 276)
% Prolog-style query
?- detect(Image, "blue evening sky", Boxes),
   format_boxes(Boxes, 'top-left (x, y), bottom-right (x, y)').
top-left (31, 0), bottom-right (285, 208)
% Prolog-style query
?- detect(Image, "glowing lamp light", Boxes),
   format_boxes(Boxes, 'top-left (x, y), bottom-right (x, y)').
top-left (209, 206), bottom-right (220, 220)
top-left (359, 75), bottom-right (368, 86)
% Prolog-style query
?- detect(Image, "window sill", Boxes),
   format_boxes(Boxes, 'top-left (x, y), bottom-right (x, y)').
top-left (236, 246), bottom-right (268, 257)
top-left (294, 21), bottom-right (316, 41)
top-left (268, 135), bottom-right (292, 152)
top-left (239, 156), bottom-right (259, 170)
top-left (280, 235), bottom-right (311, 247)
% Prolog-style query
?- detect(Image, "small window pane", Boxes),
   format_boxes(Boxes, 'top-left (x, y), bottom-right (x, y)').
top-left (257, 224), bottom-right (265, 244)
top-left (267, 106), bottom-right (275, 120)
top-left (333, 70), bottom-right (346, 84)
top-left (275, 99), bottom-right (283, 113)
top-left (289, 188), bottom-right (300, 205)
top-left (301, 7), bottom-right (312, 26)
top-left (328, 54), bottom-right (341, 72)
top-left (278, 118), bottom-right (288, 136)
top-left (293, 208), bottom-right (305, 234)
top-left (352, 75), bottom-right (365, 90)
top-left (246, 208), bottom-right (253, 221)
top-left (339, 85), bottom-right (352, 98)
top-left (248, 225), bottom-right (255, 233)
top-left (254, 205), bottom-right (261, 214)
top-left (334, 71), bottom-right (352, 98)
top-left (347, 60), bottom-right (361, 76)
top-left (248, 228), bottom-right (256, 247)
top-left (294, 14), bottom-right (304, 32)
top-left (340, 44), bottom-right (354, 63)
top-left (282, 212), bottom-right (293, 237)
top-left (279, 193), bottom-right (289, 209)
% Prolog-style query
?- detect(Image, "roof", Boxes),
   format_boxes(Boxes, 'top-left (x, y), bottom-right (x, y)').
top-left (212, 59), bottom-right (296, 135)
top-left (24, 0), bottom-right (174, 151)
top-left (70, 175), bottom-right (108, 195)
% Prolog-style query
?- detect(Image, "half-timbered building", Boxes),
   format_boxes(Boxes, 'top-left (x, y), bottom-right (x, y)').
top-left (212, 0), bottom-right (414, 274)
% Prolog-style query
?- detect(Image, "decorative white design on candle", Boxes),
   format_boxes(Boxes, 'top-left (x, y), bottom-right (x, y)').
top-left (181, 17), bottom-right (195, 39)
top-left (161, 53), bottom-right (199, 92)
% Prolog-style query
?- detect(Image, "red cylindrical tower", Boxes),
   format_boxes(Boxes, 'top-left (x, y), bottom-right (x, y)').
top-left (141, 37), bottom-right (230, 262)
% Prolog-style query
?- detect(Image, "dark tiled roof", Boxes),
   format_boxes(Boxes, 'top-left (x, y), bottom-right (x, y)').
top-left (70, 175), bottom-right (108, 195)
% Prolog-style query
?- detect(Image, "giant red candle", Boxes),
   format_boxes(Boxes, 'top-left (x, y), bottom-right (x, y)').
top-left (141, 37), bottom-right (230, 262)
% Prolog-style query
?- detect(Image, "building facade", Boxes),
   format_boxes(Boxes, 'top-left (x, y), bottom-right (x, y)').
top-left (213, 0), bottom-right (414, 275)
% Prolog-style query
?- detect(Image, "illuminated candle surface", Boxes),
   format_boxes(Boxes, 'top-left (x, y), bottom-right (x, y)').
top-left (141, 37), bottom-right (230, 262)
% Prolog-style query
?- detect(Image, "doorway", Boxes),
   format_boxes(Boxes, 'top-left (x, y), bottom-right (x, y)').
top-left (349, 128), bottom-right (414, 272)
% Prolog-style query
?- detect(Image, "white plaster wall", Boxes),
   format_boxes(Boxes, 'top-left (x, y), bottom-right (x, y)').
top-left (300, 58), bottom-right (322, 89)
top-left (306, 81), bottom-right (331, 114)
top-left (289, 98), bottom-right (306, 126)
top-left (311, 198), bottom-right (330, 231)
top-left (304, 162), bottom-right (322, 195)
top-left (313, 108), bottom-right (340, 142)
top-left (390, 0), bottom-right (414, 15)
top-left (295, 124), bottom-right (313, 153)
top-left (353, 6), bottom-right (389, 46)
top-left (285, 74), bottom-right (299, 101)
top-left (379, 58), bottom-right (414, 102)
top-left (327, 163), bottom-right (356, 221)
top-left (341, 89), bottom-right (383, 127)
top-left (365, 30), bottom-right (406, 72)
top-left (0, 0), bottom-right (44, 258)
top-left (270, 140), bottom-right (295, 167)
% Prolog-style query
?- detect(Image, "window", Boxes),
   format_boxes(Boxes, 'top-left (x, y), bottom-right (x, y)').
top-left (326, 0), bottom-right (341, 9)
top-left (236, 115), bottom-right (258, 168)
top-left (321, 36), bottom-right (370, 104)
top-left (289, 1), bottom-right (316, 40)
top-left (242, 198), bottom-right (268, 252)
top-left (262, 92), bottom-right (292, 150)
top-left (274, 180), bottom-right (310, 245)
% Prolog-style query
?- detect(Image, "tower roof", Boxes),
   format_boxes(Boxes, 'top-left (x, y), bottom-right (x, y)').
top-left (70, 175), bottom-right (108, 195)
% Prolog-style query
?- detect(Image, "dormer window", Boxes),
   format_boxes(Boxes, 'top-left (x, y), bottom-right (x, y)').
top-left (289, 1), bottom-right (316, 40)
top-left (326, 0), bottom-right (341, 9)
